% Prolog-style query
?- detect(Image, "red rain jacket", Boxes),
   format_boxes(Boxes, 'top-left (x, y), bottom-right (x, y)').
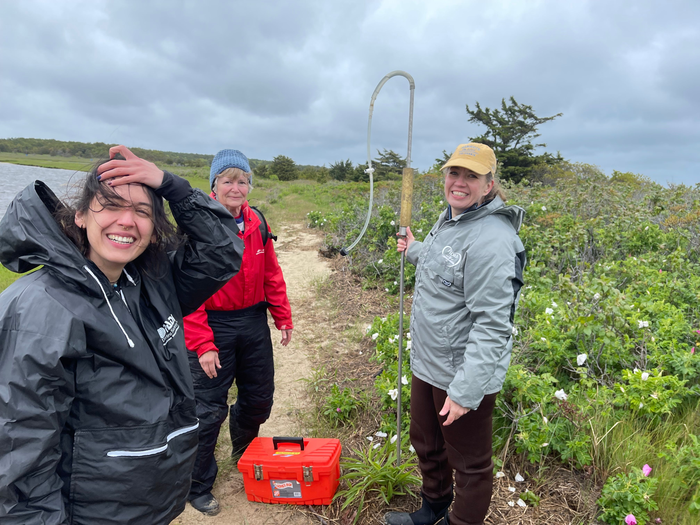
top-left (184, 200), bottom-right (293, 357)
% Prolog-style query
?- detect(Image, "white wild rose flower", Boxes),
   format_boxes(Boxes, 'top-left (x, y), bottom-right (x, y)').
top-left (545, 308), bottom-right (554, 315)
top-left (577, 354), bottom-right (587, 366)
top-left (375, 431), bottom-right (388, 438)
top-left (593, 293), bottom-right (601, 300)
top-left (515, 473), bottom-right (525, 482)
top-left (554, 389), bottom-right (568, 401)
top-left (391, 435), bottom-right (398, 444)
top-left (641, 372), bottom-right (649, 381)
top-left (495, 471), bottom-right (505, 479)
top-left (371, 333), bottom-right (379, 340)
top-left (388, 389), bottom-right (398, 401)
top-left (401, 375), bottom-right (408, 385)
top-left (517, 499), bottom-right (527, 508)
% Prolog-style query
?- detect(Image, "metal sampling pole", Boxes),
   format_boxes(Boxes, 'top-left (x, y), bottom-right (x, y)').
top-left (393, 72), bottom-right (415, 467)
top-left (338, 70), bottom-right (414, 465)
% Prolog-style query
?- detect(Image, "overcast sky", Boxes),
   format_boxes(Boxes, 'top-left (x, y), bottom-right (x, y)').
top-left (1, 0), bottom-right (698, 185)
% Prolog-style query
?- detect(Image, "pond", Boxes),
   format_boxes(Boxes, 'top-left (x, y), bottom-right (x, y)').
top-left (0, 162), bottom-right (80, 219)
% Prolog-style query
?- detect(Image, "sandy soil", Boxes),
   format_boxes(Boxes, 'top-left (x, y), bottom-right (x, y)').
top-left (172, 223), bottom-right (331, 525)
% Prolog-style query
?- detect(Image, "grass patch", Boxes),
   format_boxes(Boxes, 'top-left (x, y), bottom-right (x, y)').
top-left (0, 152), bottom-right (94, 171)
top-left (0, 264), bottom-right (28, 293)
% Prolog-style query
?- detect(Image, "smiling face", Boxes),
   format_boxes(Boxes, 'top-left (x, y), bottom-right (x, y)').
top-left (444, 166), bottom-right (494, 216)
top-left (74, 183), bottom-right (155, 283)
top-left (214, 171), bottom-right (250, 216)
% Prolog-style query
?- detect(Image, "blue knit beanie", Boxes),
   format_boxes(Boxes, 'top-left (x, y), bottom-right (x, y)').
top-left (210, 149), bottom-right (252, 189)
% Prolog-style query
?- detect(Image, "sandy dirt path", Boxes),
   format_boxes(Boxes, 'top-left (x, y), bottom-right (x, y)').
top-left (172, 223), bottom-right (332, 525)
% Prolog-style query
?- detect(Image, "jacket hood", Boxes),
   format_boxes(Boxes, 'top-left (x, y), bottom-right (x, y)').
top-left (0, 181), bottom-right (100, 289)
top-left (450, 196), bottom-right (525, 232)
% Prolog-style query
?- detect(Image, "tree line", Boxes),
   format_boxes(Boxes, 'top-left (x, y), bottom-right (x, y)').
top-left (2, 97), bottom-right (564, 184)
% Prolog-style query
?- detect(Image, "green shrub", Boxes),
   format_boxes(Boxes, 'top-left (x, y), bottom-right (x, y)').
top-left (597, 466), bottom-right (659, 525)
top-left (335, 436), bottom-right (420, 525)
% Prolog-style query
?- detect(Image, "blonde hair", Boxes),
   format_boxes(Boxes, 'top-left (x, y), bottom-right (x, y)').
top-left (213, 167), bottom-right (252, 191)
top-left (441, 167), bottom-right (507, 202)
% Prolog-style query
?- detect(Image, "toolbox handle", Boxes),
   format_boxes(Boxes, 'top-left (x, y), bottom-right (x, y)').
top-left (272, 436), bottom-right (305, 451)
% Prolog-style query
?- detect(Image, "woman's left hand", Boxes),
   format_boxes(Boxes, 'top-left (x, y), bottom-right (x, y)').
top-left (96, 145), bottom-right (164, 189)
top-left (280, 329), bottom-right (293, 346)
top-left (439, 396), bottom-right (470, 426)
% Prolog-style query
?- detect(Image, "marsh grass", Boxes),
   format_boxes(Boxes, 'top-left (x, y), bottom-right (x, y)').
top-left (590, 403), bottom-right (700, 524)
top-left (0, 152), bottom-right (94, 172)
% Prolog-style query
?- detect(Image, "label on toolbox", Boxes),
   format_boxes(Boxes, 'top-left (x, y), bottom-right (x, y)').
top-left (270, 480), bottom-right (302, 499)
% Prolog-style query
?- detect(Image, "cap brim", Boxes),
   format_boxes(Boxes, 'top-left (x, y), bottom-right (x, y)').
top-left (441, 158), bottom-right (491, 175)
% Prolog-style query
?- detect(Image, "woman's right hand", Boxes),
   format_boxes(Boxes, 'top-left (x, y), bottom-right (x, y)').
top-left (396, 226), bottom-right (415, 253)
top-left (96, 145), bottom-right (165, 189)
top-left (199, 350), bottom-right (222, 379)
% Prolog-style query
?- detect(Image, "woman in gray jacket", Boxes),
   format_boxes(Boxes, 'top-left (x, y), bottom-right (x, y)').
top-left (385, 143), bottom-right (525, 525)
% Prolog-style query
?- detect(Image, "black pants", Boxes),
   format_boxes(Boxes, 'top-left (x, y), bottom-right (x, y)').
top-left (188, 303), bottom-right (275, 498)
top-left (410, 375), bottom-right (497, 525)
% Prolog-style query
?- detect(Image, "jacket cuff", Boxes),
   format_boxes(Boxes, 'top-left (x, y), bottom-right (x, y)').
top-left (155, 171), bottom-right (193, 202)
top-left (274, 321), bottom-right (294, 330)
top-left (195, 343), bottom-right (219, 358)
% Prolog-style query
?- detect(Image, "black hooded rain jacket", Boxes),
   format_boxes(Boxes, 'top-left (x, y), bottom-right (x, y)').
top-left (0, 176), bottom-right (244, 524)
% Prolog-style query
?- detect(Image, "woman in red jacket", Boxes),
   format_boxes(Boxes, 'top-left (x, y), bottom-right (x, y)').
top-left (184, 149), bottom-right (293, 516)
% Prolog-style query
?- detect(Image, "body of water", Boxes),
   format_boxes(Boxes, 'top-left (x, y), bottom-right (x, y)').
top-left (0, 162), bottom-right (82, 219)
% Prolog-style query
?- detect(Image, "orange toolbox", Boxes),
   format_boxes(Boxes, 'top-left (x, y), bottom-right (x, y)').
top-left (237, 436), bottom-right (342, 505)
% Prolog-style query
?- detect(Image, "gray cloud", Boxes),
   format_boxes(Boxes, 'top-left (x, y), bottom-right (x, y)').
top-left (1, 0), bottom-right (698, 184)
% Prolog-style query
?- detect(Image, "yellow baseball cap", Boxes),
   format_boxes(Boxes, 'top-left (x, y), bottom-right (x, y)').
top-left (441, 143), bottom-right (497, 175)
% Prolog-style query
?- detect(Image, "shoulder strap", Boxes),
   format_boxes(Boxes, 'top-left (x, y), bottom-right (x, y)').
top-left (249, 206), bottom-right (277, 246)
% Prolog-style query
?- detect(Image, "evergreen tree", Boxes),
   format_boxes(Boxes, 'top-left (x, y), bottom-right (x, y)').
top-left (466, 97), bottom-right (563, 183)
top-left (269, 155), bottom-right (299, 181)
top-left (329, 159), bottom-right (354, 181)
top-left (372, 148), bottom-right (406, 180)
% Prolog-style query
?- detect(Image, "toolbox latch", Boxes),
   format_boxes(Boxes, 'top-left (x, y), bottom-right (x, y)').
top-left (303, 465), bottom-right (313, 482)
top-left (254, 464), bottom-right (263, 481)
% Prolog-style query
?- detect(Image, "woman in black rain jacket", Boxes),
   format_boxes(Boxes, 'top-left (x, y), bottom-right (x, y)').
top-left (0, 146), bottom-right (244, 524)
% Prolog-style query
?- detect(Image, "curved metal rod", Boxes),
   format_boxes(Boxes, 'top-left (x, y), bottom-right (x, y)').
top-left (340, 70), bottom-right (415, 255)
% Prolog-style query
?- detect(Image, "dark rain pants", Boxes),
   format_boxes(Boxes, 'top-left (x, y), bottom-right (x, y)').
top-left (188, 303), bottom-right (275, 498)
top-left (410, 375), bottom-right (497, 525)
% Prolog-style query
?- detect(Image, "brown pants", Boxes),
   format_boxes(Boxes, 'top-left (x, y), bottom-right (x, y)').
top-left (410, 375), bottom-right (497, 525)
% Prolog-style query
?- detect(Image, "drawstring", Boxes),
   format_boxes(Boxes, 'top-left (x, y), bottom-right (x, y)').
top-left (84, 266), bottom-right (135, 348)
top-left (123, 267), bottom-right (136, 286)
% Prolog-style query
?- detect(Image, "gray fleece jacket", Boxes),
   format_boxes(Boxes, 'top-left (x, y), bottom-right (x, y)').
top-left (406, 196), bottom-right (526, 410)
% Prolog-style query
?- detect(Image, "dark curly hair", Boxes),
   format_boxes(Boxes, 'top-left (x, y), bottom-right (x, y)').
top-left (53, 156), bottom-right (179, 279)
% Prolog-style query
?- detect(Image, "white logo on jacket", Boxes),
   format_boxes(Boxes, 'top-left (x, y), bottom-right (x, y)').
top-left (157, 314), bottom-right (180, 345)
top-left (441, 246), bottom-right (462, 268)
top-left (256, 249), bottom-right (265, 255)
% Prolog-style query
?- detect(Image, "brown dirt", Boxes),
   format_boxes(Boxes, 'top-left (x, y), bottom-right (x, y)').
top-left (172, 223), bottom-right (600, 525)
top-left (172, 223), bottom-right (332, 525)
